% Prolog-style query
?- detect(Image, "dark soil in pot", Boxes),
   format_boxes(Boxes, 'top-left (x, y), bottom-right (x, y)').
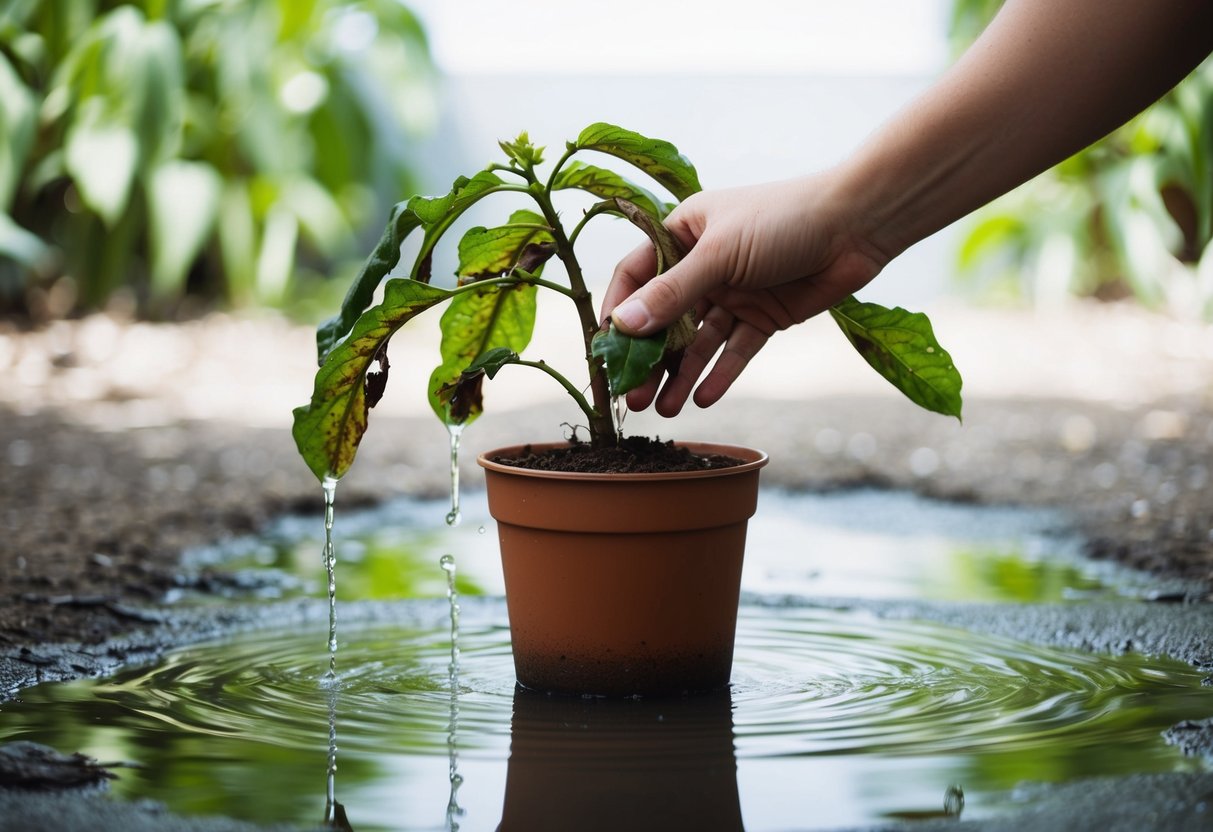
top-left (490, 435), bottom-right (745, 474)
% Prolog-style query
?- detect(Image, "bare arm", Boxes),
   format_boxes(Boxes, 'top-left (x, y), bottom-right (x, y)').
top-left (850, 0), bottom-right (1213, 263)
top-left (603, 0), bottom-right (1212, 416)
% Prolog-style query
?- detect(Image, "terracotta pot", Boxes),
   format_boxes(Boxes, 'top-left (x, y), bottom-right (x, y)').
top-left (478, 441), bottom-right (768, 696)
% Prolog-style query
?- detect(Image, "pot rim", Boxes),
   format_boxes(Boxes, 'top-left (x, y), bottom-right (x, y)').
top-left (476, 440), bottom-right (768, 481)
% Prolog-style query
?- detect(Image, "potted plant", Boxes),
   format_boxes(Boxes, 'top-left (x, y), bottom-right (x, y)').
top-left (292, 124), bottom-right (962, 696)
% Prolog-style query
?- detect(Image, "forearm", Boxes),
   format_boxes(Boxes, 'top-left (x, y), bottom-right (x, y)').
top-left (836, 0), bottom-right (1213, 264)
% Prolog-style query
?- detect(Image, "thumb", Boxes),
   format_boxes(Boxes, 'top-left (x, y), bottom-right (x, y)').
top-left (609, 242), bottom-right (725, 336)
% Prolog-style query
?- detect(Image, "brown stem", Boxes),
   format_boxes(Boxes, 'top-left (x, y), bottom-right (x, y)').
top-left (536, 205), bottom-right (615, 446)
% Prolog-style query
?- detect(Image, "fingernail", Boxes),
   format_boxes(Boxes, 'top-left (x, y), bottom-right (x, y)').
top-left (611, 298), bottom-right (651, 334)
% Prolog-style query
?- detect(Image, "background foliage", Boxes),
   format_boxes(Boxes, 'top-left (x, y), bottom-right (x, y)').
top-left (948, 0), bottom-right (1213, 320)
top-left (0, 0), bottom-right (432, 319)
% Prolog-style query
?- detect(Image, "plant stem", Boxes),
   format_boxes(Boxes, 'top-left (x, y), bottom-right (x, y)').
top-left (525, 180), bottom-right (615, 446)
top-left (514, 359), bottom-right (597, 425)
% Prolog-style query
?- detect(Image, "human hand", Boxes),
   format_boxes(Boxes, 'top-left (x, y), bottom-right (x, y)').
top-left (600, 174), bottom-right (886, 416)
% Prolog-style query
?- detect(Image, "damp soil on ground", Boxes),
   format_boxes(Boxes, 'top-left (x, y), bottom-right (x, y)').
top-left (491, 436), bottom-right (745, 474)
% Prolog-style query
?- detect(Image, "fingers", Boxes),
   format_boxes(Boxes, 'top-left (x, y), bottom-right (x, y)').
top-left (650, 304), bottom-right (733, 416)
top-left (692, 322), bottom-right (769, 408)
top-left (599, 243), bottom-right (656, 325)
top-left (609, 237), bottom-right (727, 336)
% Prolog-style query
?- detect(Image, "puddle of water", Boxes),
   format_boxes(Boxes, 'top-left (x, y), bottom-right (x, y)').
top-left (184, 489), bottom-right (1177, 605)
top-left (2, 604), bottom-right (1209, 830)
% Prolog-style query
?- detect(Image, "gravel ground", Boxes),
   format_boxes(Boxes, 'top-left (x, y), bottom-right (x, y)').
top-left (1, 304), bottom-right (1211, 830)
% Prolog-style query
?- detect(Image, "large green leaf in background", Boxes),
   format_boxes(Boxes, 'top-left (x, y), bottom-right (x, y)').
top-left (147, 161), bottom-right (221, 297)
top-left (0, 52), bottom-right (35, 213)
top-left (293, 279), bottom-right (451, 481)
top-left (574, 123), bottom-right (702, 200)
top-left (829, 296), bottom-right (964, 420)
top-left (1, 0), bottom-right (433, 316)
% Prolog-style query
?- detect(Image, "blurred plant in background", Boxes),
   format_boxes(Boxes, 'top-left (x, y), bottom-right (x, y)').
top-left (949, 0), bottom-right (1213, 320)
top-left (0, 0), bottom-right (433, 320)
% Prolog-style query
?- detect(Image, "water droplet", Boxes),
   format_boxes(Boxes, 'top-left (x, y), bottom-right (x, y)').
top-left (1130, 498), bottom-right (1150, 521)
top-left (477, 525), bottom-right (486, 535)
top-left (612, 395), bottom-right (627, 441)
top-left (446, 425), bottom-right (464, 527)
top-left (943, 784), bottom-right (964, 817)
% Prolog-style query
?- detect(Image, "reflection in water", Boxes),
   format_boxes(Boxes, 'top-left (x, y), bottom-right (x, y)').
top-left (2, 606), bottom-right (1210, 829)
top-left (500, 688), bottom-right (742, 832)
top-left (324, 684), bottom-right (353, 830)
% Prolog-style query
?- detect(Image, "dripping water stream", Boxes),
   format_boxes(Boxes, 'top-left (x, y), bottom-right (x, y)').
top-left (321, 475), bottom-right (339, 680)
top-left (319, 475), bottom-right (343, 826)
top-left (441, 554), bottom-right (464, 830)
top-left (445, 425), bottom-right (464, 527)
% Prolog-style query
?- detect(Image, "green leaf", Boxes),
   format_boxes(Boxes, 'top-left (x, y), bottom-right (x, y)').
top-left (498, 131), bottom-right (544, 167)
top-left (0, 52), bottom-right (36, 211)
top-left (427, 281), bottom-right (537, 425)
top-left (828, 296), bottom-right (963, 420)
top-left (147, 161), bottom-right (221, 298)
top-left (591, 323), bottom-right (666, 395)
top-left (551, 161), bottom-right (670, 219)
top-left (466, 347), bottom-right (519, 379)
top-left (64, 106), bottom-right (138, 227)
top-left (456, 209), bottom-right (553, 279)
top-left (315, 170), bottom-right (508, 362)
top-left (574, 123), bottom-right (702, 200)
top-left (0, 212), bottom-right (47, 267)
top-left (293, 279), bottom-right (453, 482)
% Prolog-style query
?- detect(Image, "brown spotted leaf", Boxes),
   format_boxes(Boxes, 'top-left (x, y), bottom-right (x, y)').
top-left (294, 279), bottom-right (452, 481)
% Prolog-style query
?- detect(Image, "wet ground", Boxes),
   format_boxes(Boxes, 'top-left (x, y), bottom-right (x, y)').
top-left (1, 305), bottom-right (1212, 829)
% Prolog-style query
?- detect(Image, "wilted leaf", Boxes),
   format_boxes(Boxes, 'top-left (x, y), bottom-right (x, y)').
top-left (828, 296), bottom-right (963, 420)
top-left (427, 282), bottom-right (537, 425)
top-left (574, 123), bottom-right (701, 200)
top-left (552, 161), bottom-right (669, 219)
top-left (612, 197), bottom-right (685, 272)
top-left (591, 323), bottom-right (666, 395)
top-left (316, 170), bottom-right (507, 362)
top-left (457, 209), bottom-right (553, 279)
top-left (610, 196), bottom-right (699, 356)
top-left (433, 373), bottom-right (483, 425)
top-left (293, 279), bottom-right (452, 481)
